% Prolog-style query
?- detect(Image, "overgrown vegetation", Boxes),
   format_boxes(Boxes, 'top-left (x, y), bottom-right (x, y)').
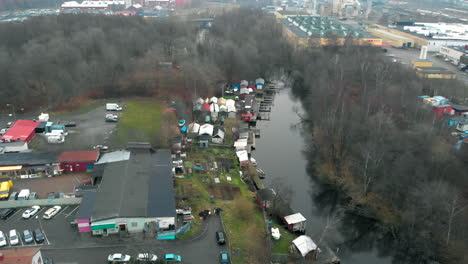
top-left (110, 100), bottom-right (169, 148)
top-left (291, 45), bottom-right (468, 263)
top-left (176, 146), bottom-right (267, 263)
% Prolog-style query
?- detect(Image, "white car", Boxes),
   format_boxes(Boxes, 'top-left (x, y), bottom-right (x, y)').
top-left (0, 231), bottom-right (7, 247)
top-left (107, 253), bottom-right (131, 262)
top-left (0, 128), bottom-right (7, 135)
top-left (9, 229), bottom-right (18, 246)
top-left (22, 206), bottom-right (40, 219)
top-left (136, 253), bottom-right (158, 262)
top-left (43, 206), bottom-right (61, 219)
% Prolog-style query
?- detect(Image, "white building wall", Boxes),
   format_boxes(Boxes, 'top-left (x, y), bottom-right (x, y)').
top-left (439, 46), bottom-right (465, 63)
top-left (427, 39), bottom-right (468, 52)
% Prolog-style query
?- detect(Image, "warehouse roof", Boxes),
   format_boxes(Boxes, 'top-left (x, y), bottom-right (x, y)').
top-left (1, 120), bottom-right (40, 142)
top-left (92, 147), bottom-right (175, 221)
top-left (57, 150), bottom-right (100, 163)
top-left (77, 190), bottom-right (97, 219)
top-left (416, 66), bottom-right (455, 74)
top-left (95, 150), bottom-right (130, 165)
top-left (0, 152), bottom-right (59, 166)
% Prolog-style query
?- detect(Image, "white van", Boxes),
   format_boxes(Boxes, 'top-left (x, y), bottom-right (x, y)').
top-left (17, 189), bottom-right (30, 201)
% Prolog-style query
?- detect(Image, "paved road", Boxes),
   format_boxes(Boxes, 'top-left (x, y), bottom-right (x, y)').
top-left (386, 47), bottom-right (468, 84)
top-left (42, 215), bottom-right (227, 264)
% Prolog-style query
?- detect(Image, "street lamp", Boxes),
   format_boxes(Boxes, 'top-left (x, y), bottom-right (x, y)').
top-left (6, 104), bottom-right (16, 120)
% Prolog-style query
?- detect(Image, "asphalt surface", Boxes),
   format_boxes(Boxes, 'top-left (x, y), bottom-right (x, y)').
top-left (0, 205), bottom-right (80, 250)
top-left (386, 47), bottom-right (468, 84)
top-left (41, 215), bottom-right (227, 264)
top-left (0, 103), bottom-right (118, 152)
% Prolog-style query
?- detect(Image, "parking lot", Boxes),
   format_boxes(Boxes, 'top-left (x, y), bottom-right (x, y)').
top-left (0, 204), bottom-right (80, 249)
top-left (30, 104), bottom-right (120, 152)
top-left (11, 174), bottom-right (90, 198)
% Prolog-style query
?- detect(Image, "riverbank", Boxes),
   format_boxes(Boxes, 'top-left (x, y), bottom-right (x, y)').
top-left (254, 89), bottom-right (394, 263)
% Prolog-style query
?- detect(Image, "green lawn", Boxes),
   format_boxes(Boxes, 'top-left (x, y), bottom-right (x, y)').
top-left (270, 222), bottom-right (297, 254)
top-left (110, 101), bottom-right (162, 148)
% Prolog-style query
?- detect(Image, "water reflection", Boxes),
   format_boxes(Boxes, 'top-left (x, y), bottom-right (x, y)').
top-left (253, 88), bottom-right (393, 263)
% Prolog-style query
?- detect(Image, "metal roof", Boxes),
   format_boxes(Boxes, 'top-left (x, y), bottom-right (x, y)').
top-left (57, 150), bottom-right (100, 163)
top-left (0, 152), bottom-right (59, 166)
top-left (77, 190), bottom-right (97, 219)
top-left (95, 150), bottom-right (131, 165)
top-left (91, 148), bottom-right (175, 221)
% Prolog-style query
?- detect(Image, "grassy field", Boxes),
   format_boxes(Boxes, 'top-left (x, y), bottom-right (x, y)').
top-left (176, 146), bottom-right (267, 263)
top-left (271, 222), bottom-right (297, 254)
top-left (110, 100), bottom-right (164, 148)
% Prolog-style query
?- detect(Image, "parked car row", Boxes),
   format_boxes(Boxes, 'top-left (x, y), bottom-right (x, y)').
top-left (108, 253), bottom-right (181, 263)
top-left (6, 190), bottom-right (64, 201)
top-left (0, 228), bottom-right (45, 247)
top-left (0, 205), bottom-right (61, 220)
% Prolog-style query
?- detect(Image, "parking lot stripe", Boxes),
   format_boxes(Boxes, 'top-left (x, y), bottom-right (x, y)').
top-left (43, 231), bottom-right (50, 245)
top-left (65, 206), bottom-right (79, 218)
top-left (6, 209), bottom-right (21, 222)
top-left (58, 206), bottom-right (69, 216)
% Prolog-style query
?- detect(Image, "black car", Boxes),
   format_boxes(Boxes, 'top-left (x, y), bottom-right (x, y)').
top-left (34, 229), bottom-right (44, 243)
top-left (216, 231), bottom-right (226, 245)
top-left (64, 122), bottom-right (76, 127)
top-left (0, 208), bottom-right (16, 219)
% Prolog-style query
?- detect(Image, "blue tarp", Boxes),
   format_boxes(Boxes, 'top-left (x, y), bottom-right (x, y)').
top-left (180, 126), bottom-right (187, 134)
top-left (193, 166), bottom-right (203, 170)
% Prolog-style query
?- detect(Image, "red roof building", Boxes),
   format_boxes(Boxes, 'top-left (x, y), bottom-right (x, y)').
top-left (57, 150), bottom-right (100, 172)
top-left (0, 247), bottom-right (43, 264)
top-left (1, 120), bottom-right (40, 143)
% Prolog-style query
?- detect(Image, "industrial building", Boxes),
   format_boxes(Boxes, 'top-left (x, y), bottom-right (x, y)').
top-left (0, 152), bottom-right (60, 179)
top-left (368, 28), bottom-right (414, 47)
top-left (370, 22), bottom-right (468, 51)
top-left (77, 144), bottom-right (176, 235)
top-left (1, 120), bottom-right (40, 143)
top-left (61, 0), bottom-right (125, 10)
top-left (439, 46), bottom-right (468, 65)
top-left (415, 67), bottom-right (457, 79)
top-left (411, 59), bottom-right (433, 69)
top-left (282, 16), bottom-right (382, 47)
top-left (57, 150), bottom-right (100, 173)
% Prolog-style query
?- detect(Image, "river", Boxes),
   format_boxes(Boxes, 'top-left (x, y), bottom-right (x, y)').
top-left (253, 88), bottom-right (394, 263)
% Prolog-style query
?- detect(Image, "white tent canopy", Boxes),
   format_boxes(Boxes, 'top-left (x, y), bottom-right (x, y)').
top-left (284, 213), bottom-right (307, 224)
top-left (292, 235), bottom-right (317, 257)
top-left (210, 96), bottom-right (218, 104)
top-left (199, 124), bottom-right (214, 136)
top-left (189, 123), bottom-right (200, 134)
top-left (236, 150), bottom-right (249, 162)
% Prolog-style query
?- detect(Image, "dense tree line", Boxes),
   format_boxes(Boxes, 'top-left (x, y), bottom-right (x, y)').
top-left (0, 14), bottom-right (221, 110)
top-left (291, 45), bottom-right (468, 263)
top-left (2, 8), bottom-right (468, 263)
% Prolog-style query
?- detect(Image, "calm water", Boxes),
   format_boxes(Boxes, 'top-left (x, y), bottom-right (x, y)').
top-left (253, 89), bottom-right (393, 264)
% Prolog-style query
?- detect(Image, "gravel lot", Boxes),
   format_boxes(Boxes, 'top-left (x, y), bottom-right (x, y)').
top-left (30, 105), bottom-right (119, 152)
top-left (11, 174), bottom-right (90, 198)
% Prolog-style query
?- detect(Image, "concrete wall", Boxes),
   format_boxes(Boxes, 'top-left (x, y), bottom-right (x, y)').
top-left (0, 198), bottom-right (82, 209)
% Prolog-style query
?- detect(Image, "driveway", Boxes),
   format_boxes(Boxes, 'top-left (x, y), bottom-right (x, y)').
top-left (42, 215), bottom-right (227, 264)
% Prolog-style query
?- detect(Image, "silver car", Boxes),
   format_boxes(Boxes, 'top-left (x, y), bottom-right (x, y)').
top-left (23, 230), bottom-right (33, 244)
